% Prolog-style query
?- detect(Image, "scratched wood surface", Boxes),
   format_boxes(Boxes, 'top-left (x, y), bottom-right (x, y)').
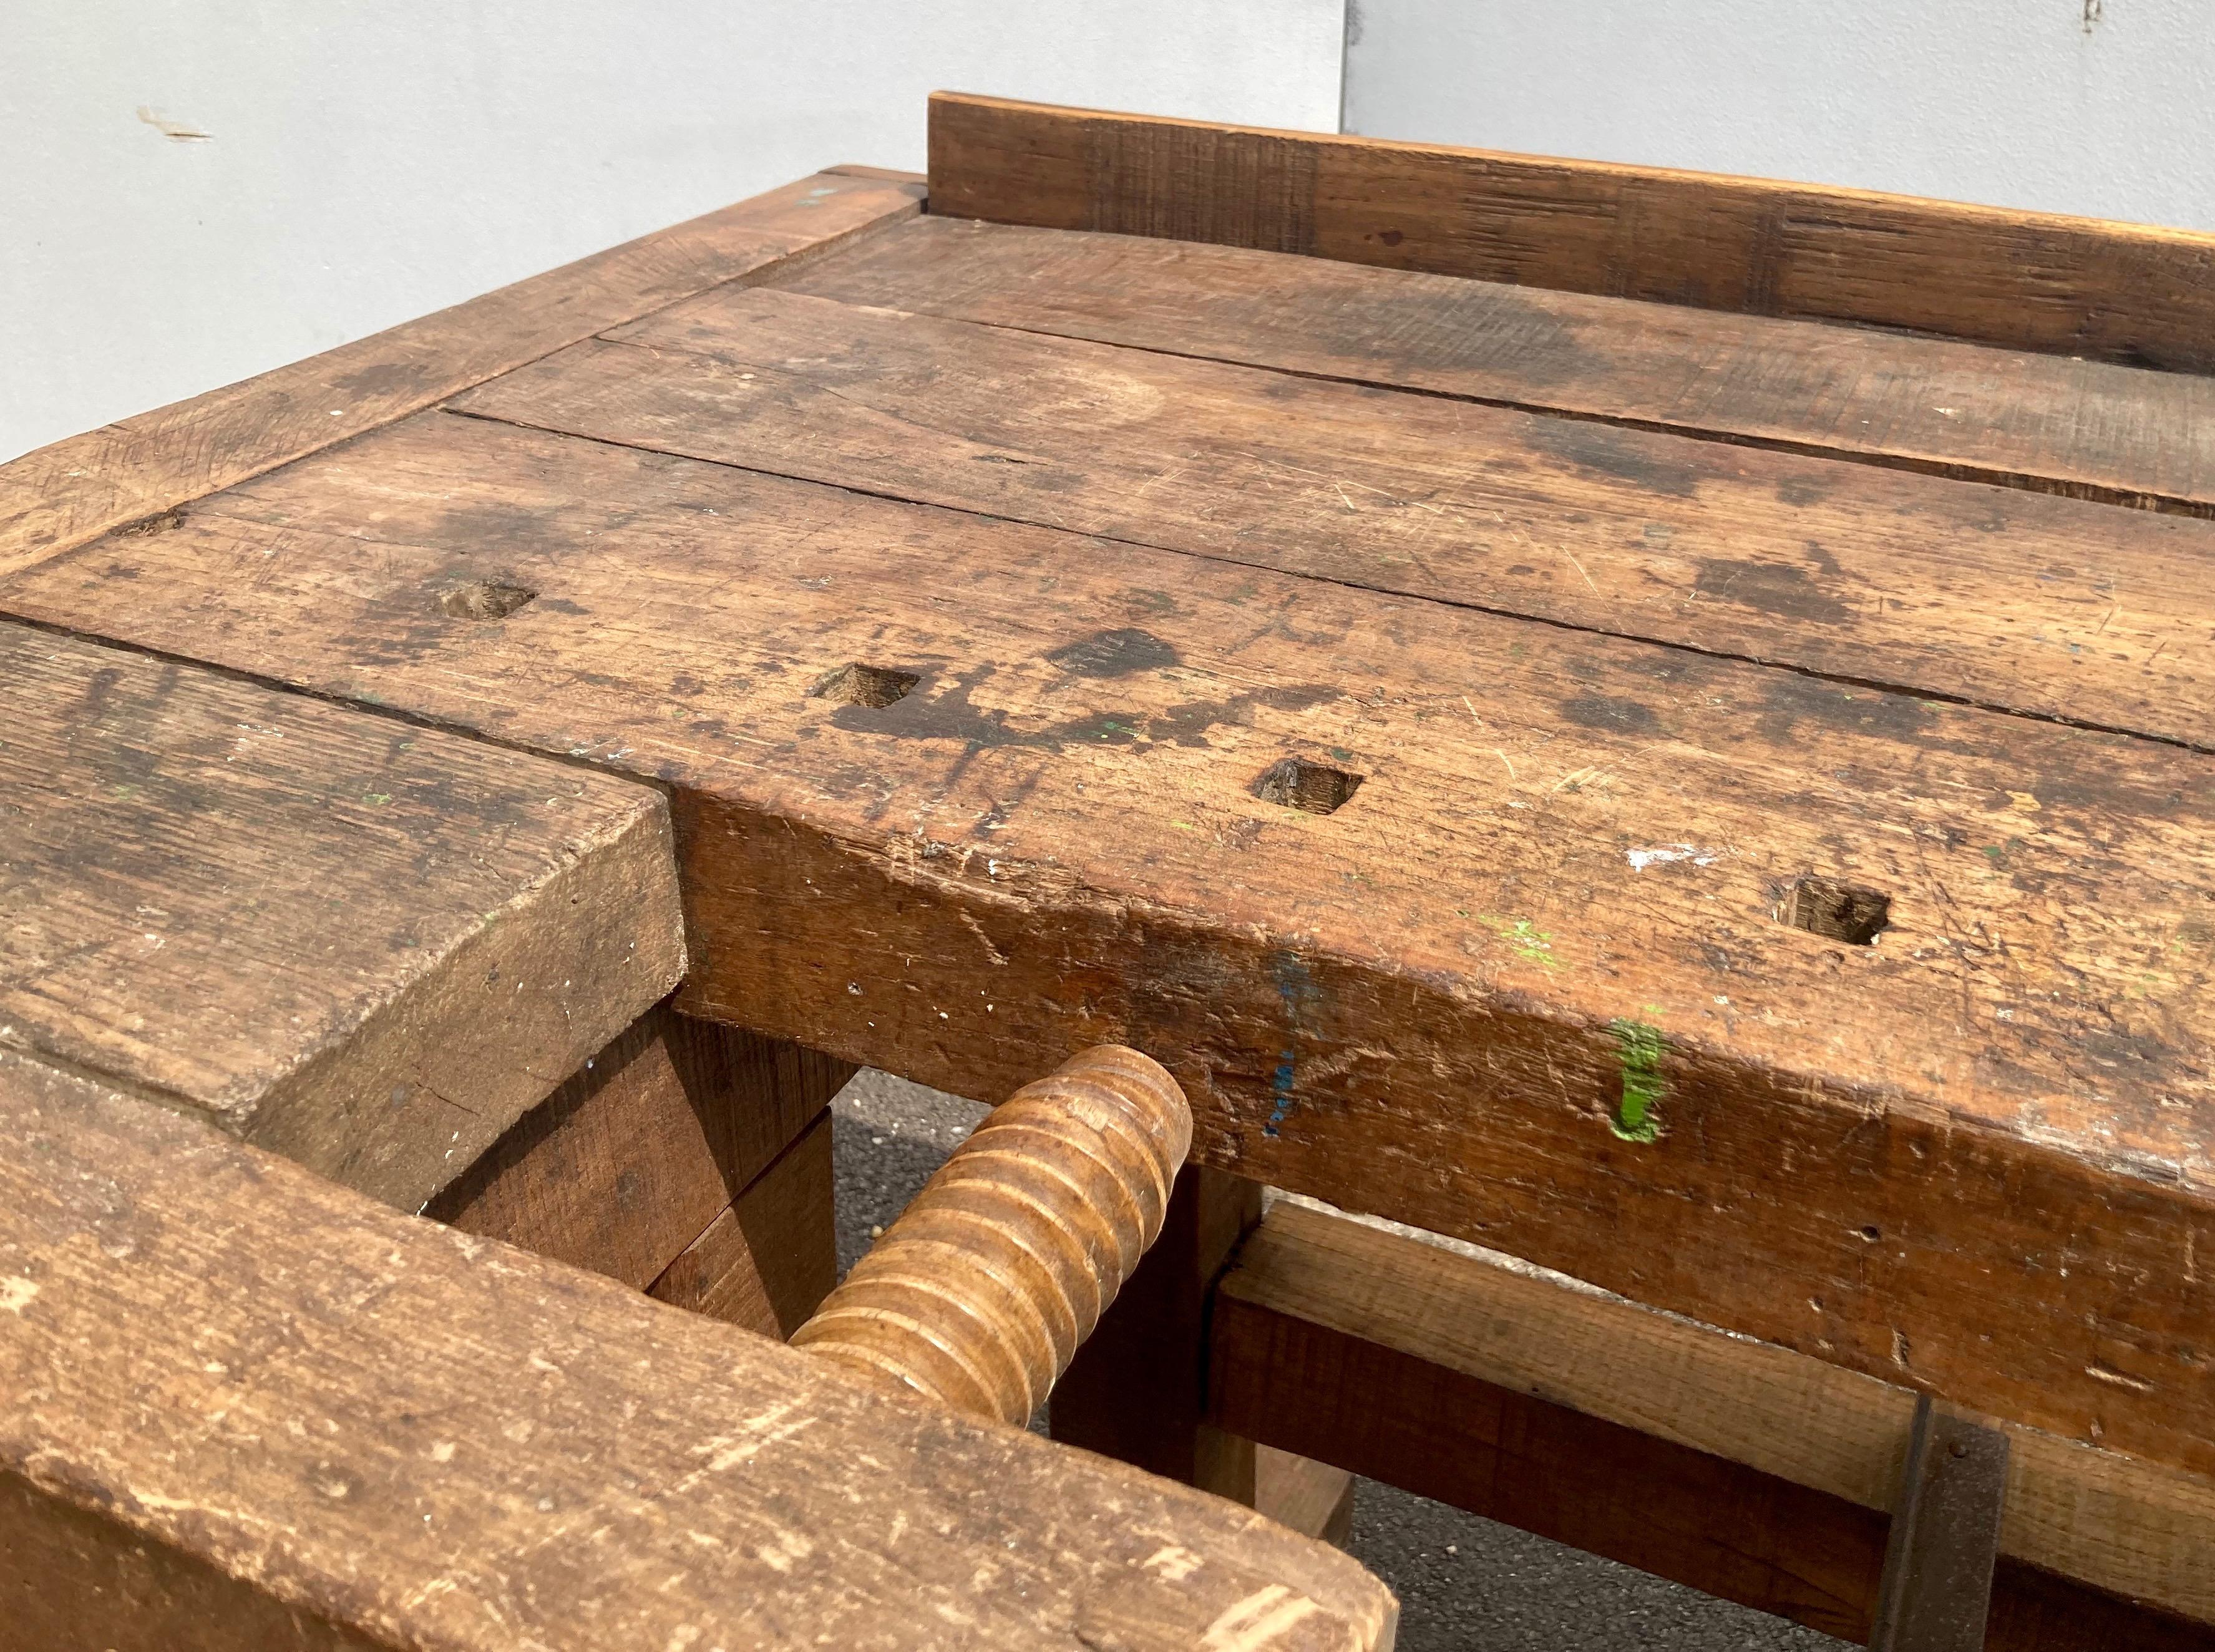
top-left (0, 170), bottom-right (922, 580)
top-left (449, 284), bottom-right (2215, 752)
top-left (0, 1047), bottom-right (1397, 1652)
top-left (928, 92), bottom-right (2215, 372)
top-left (8, 408), bottom-right (2211, 1479)
top-left (775, 213), bottom-right (2215, 514)
top-left (0, 621), bottom-right (683, 1208)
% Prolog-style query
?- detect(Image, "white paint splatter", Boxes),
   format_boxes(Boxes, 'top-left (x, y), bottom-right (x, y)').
top-left (1200, 1585), bottom-right (1325, 1650)
top-left (1142, 1545), bottom-right (1204, 1583)
top-left (754, 1530), bottom-right (815, 1573)
top-left (136, 106), bottom-right (212, 141)
top-left (1626, 844), bottom-right (1718, 872)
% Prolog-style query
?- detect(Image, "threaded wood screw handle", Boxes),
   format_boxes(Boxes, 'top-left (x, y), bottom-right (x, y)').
top-left (790, 1044), bottom-right (1191, 1426)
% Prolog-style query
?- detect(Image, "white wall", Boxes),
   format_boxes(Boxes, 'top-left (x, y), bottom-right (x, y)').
top-left (1343, 1), bottom-right (2215, 233)
top-left (2, 1), bottom-right (1343, 462)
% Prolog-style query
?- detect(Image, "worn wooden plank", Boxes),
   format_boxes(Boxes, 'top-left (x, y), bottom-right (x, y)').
top-left (427, 1007), bottom-right (850, 1290)
top-left (927, 92), bottom-right (2215, 373)
top-left (0, 1047), bottom-right (1398, 1652)
top-left (0, 170), bottom-right (923, 580)
top-left (1212, 1202), bottom-right (2215, 1632)
top-left (648, 1107), bottom-right (839, 1338)
top-left (0, 621), bottom-right (683, 1208)
top-left (453, 285), bottom-right (2215, 752)
top-left (9, 411), bottom-right (2211, 1478)
top-left (774, 213), bottom-right (2215, 514)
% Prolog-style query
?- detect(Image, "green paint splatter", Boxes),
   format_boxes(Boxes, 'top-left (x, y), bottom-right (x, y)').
top-left (1481, 916), bottom-right (1560, 970)
top-left (1609, 1017), bottom-right (1667, 1142)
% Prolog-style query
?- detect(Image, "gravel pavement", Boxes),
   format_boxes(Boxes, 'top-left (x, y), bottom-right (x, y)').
top-left (831, 1069), bottom-right (1845, 1652)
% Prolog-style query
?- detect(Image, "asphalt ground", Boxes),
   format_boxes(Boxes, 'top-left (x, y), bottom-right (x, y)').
top-left (830, 1069), bottom-right (1844, 1652)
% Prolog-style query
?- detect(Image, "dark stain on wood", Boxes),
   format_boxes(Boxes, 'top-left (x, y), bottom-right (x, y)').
top-left (1559, 693), bottom-right (1662, 735)
top-left (1527, 420), bottom-right (1704, 498)
top-left (830, 661), bottom-right (1339, 754)
top-left (1046, 626), bottom-right (1181, 677)
top-left (1695, 558), bottom-right (1856, 626)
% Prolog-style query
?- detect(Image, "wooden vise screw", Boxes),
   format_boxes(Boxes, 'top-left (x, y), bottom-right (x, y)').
top-left (791, 1046), bottom-right (1191, 1426)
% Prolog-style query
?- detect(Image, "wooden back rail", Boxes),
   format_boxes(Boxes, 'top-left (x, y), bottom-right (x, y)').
top-left (927, 92), bottom-right (2215, 374)
top-left (0, 1049), bottom-right (1397, 1652)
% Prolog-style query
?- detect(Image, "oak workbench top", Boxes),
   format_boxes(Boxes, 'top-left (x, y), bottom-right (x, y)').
top-left (5, 97), bottom-right (2210, 1500)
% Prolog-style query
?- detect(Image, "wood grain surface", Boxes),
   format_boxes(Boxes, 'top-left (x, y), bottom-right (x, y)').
top-left (0, 1047), bottom-right (1397, 1652)
top-left (427, 1007), bottom-right (850, 1289)
top-left (0, 621), bottom-right (683, 1208)
top-left (928, 92), bottom-right (2215, 372)
top-left (9, 410), bottom-right (2210, 1477)
top-left (1216, 1202), bottom-right (2215, 1630)
top-left (0, 170), bottom-right (923, 580)
top-left (451, 284), bottom-right (2215, 751)
top-left (776, 214), bottom-right (2215, 514)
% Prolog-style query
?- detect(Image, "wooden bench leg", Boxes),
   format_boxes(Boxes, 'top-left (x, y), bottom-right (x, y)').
top-left (1257, 1446), bottom-right (1357, 1546)
top-left (649, 1108), bottom-right (836, 1336)
top-left (427, 1002), bottom-right (852, 1337)
top-left (1049, 1169), bottom-right (1356, 1540)
top-left (1049, 1164), bottom-right (1262, 1504)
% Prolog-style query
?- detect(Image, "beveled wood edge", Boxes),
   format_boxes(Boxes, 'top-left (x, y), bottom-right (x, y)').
top-left (0, 1048), bottom-right (1398, 1652)
top-left (824, 163), bottom-right (928, 185)
top-left (1214, 1198), bottom-right (2215, 1627)
top-left (928, 90), bottom-right (2215, 250)
top-left (0, 169), bottom-right (924, 579)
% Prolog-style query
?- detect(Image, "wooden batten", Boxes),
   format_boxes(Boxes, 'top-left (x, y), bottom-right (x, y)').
top-left (927, 92), bottom-right (2215, 373)
top-left (1209, 1201), bottom-right (2215, 1644)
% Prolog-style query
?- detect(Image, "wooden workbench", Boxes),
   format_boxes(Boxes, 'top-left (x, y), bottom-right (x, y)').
top-left (5, 94), bottom-right (2213, 1644)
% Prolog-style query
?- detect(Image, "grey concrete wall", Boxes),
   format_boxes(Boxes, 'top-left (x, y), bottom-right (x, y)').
top-left (1343, 1), bottom-right (2214, 230)
top-left (2, 1), bottom-right (1343, 460)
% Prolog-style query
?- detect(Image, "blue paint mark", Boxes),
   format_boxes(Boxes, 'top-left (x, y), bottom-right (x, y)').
top-left (1266, 1047), bottom-right (1297, 1137)
top-left (1264, 953), bottom-right (1318, 1137)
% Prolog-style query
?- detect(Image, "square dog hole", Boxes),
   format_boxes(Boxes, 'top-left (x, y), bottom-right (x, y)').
top-left (813, 662), bottom-right (920, 709)
top-left (439, 581), bottom-right (537, 620)
top-left (1779, 877), bottom-right (1890, 945)
top-left (1255, 757), bottom-right (1364, 816)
